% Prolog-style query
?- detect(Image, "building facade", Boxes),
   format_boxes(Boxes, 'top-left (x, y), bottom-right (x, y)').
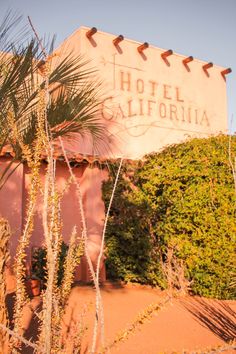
top-left (0, 27), bottom-right (230, 284)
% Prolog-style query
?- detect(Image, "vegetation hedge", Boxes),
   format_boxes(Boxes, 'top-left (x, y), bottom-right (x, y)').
top-left (103, 135), bottom-right (236, 299)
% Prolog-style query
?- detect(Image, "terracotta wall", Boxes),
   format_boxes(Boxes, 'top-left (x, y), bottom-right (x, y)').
top-left (0, 158), bottom-right (23, 260)
top-left (0, 159), bottom-right (108, 283)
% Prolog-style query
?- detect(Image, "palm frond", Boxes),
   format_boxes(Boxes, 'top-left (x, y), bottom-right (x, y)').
top-left (0, 12), bottom-right (107, 189)
top-left (0, 11), bottom-right (28, 53)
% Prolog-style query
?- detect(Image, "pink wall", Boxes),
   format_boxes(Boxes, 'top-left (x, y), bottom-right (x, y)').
top-left (0, 158), bottom-right (23, 260)
top-left (0, 158), bottom-right (108, 284)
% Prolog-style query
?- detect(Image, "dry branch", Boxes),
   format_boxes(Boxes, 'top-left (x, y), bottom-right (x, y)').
top-left (0, 218), bottom-right (10, 352)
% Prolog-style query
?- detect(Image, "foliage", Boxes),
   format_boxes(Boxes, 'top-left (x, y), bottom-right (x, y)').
top-left (103, 163), bottom-right (166, 289)
top-left (103, 135), bottom-right (236, 299)
top-left (0, 12), bottom-right (105, 189)
top-left (31, 247), bottom-right (47, 282)
top-left (31, 242), bottom-right (71, 287)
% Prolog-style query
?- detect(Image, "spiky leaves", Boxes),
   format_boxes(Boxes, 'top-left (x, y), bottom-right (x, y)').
top-left (0, 13), bottom-right (105, 189)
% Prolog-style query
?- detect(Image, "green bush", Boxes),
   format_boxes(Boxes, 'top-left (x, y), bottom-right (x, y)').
top-left (31, 242), bottom-right (69, 287)
top-left (103, 135), bottom-right (236, 299)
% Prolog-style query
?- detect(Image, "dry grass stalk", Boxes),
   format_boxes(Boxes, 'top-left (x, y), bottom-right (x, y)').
top-left (59, 137), bottom-right (101, 353)
top-left (13, 183), bottom-right (38, 339)
top-left (59, 137), bottom-right (97, 284)
top-left (5, 62), bottom-right (47, 344)
top-left (39, 153), bottom-right (63, 353)
top-left (32, 143), bottom-right (81, 352)
top-left (191, 340), bottom-right (236, 353)
top-left (61, 303), bottom-right (89, 353)
top-left (49, 226), bottom-right (84, 353)
top-left (25, 19), bottom-right (84, 353)
top-left (0, 323), bottom-right (39, 352)
top-left (59, 138), bottom-right (120, 353)
top-left (38, 88), bottom-right (81, 353)
top-left (1, 44), bottom-right (48, 351)
top-left (60, 226), bottom-right (84, 307)
top-left (10, 111), bottom-right (43, 342)
top-left (93, 158), bottom-right (123, 349)
top-left (29, 32), bottom-right (63, 351)
top-left (59, 137), bottom-right (123, 353)
top-left (0, 218), bottom-right (10, 353)
top-left (162, 246), bottom-right (191, 296)
top-left (99, 294), bottom-right (172, 353)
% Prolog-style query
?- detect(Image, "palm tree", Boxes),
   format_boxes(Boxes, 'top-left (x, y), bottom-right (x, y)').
top-left (0, 12), bottom-right (105, 189)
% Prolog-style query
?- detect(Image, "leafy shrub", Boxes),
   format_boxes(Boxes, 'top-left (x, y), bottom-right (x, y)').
top-left (103, 135), bottom-right (236, 299)
top-left (31, 242), bottom-right (69, 287)
top-left (103, 168), bottom-right (165, 288)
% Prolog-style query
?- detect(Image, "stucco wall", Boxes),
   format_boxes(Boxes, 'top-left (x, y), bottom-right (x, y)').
top-left (0, 159), bottom-right (108, 283)
top-left (0, 158), bottom-right (23, 260)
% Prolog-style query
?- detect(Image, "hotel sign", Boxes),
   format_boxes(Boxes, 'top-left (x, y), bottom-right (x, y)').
top-left (57, 27), bottom-right (228, 159)
top-left (101, 72), bottom-right (209, 127)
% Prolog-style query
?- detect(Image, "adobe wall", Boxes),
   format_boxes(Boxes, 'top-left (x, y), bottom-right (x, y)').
top-left (0, 158), bottom-right (23, 260)
top-left (0, 159), bottom-right (107, 285)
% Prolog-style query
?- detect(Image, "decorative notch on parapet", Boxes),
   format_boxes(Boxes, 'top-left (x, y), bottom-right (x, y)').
top-left (137, 42), bottom-right (149, 53)
top-left (113, 35), bottom-right (124, 54)
top-left (86, 27), bottom-right (97, 39)
top-left (182, 56), bottom-right (194, 72)
top-left (137, 42), bottom-right (149, 60)
top-left (161, 49), bottom-right (173, 66)
top-left (113, 35), bottom-right (124, 46)
top-left (84, 28), bottom-right (231, 81)
top-left (202, 62), bottom-right (213, 77)
top-left (221, 68), bottom-right (232, 81)
top-left (86, 27), bottom-right (97, 46)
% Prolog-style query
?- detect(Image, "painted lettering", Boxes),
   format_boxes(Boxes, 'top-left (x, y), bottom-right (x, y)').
top-left (159, 103), bottom-right (167, 118)
top-left (148, 100), bottom-right (155, 116)
top-left (149, 80), bottom-right (158, 96)
top-left (181, 106), bottom-right (185, 122)
top-left (115, 104), bottom-right (126, 120)
top-left (101, 96), bottom-right (114, 120)
top-left (176, 87), bottom-right (184, 102)
top-left (181, 106), bottom-right (192, 123)
top-left (128, 99), bottom-right (137, 117)
top-left (120, 71), bottom-right (131, 91)
top-left (200, 111), bottom-right (210, 126)
top-left (187, 107), bottom-right (192, 123)
top-left (163, 84), bottom-right (172, 100)
top-left (170, 104), bottom-right (178, 120)
top-left (100, 74), bottom-right (211, 129)
top-left (195, 109), bottom-right (198, 124)
top-left (139, 99), bottom-right (144, 116)
top-left (136, 79), bottom-right (144, 94)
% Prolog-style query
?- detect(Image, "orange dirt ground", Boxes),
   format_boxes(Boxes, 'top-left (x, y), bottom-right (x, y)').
top-left (8, 282), bottom-right (236, 353)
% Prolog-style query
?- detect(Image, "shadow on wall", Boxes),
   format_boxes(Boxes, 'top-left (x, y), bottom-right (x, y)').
top-left (182, 297), bottom-right (236, 343)
top-left (6, 291), bottom-right (42, 354)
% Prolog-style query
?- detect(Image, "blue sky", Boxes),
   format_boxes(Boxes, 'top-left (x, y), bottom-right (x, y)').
top-left (1, 0), bottom-right (236, 132)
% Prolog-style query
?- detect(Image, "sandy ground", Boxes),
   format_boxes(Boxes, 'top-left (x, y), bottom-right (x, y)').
top-left (7, 282), bottom-right (236, 353)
